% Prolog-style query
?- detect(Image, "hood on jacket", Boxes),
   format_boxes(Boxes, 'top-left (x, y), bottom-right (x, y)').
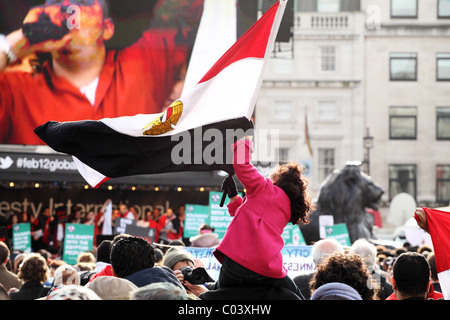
top-left (124, 266), bottom-right (185, 291)
top-left (310, 282), bottom-right (362, 300)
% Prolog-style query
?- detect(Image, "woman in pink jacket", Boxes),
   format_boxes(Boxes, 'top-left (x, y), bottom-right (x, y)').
top-left (213, 138), bottom-right (313, 299)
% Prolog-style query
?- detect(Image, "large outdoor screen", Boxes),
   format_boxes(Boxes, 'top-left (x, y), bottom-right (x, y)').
top-left (0, 0), bottom-right (254, 145)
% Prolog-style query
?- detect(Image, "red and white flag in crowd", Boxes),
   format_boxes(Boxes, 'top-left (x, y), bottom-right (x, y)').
top-left (34, 0), bottom-right (288, 188)
top-left (416, 207), bottom-right (450, 299)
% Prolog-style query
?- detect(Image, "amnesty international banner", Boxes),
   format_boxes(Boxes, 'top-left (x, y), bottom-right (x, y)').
top-left (281, 245), bottom-right (315, 278)
top-left (12, 223), bottom-right (32, 252)
top-left (63, 223), bottom-right (94, 265)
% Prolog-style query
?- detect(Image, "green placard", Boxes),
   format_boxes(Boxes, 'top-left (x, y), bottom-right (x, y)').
top-left (184, 204), bottom-right (210, 238)
top-left (209, 191), bottom-right (234, 240)
top-left (13, 223), bottom-right (32, 252)
top-left (325, 223), bottom-right (351, 246)
top-left (63, 223), bottom-right (94, 265)
top-left (282, 224), bottom-right (306, 246)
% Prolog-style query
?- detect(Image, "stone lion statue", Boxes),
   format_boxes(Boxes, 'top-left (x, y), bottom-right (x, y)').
top-left (300, 162), bottom-right (384, 245)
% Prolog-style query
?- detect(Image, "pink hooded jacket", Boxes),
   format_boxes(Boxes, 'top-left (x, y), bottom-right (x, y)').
top-left (213, 140), bottom-right (291, 279)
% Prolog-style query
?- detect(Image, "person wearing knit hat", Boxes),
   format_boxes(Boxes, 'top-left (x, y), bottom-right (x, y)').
top-left (163, 247), bottom-right (213, 298)
top-left (310, 282), bottom-right (362, 300)
top-left (163, 247), bottom-right (195, 270)
top-left (86, 275), bottom-right (138, 300)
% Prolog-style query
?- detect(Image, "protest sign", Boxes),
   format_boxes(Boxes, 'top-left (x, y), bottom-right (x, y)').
top-left (183, 245), bottom-right (315, 282)
top-left (184, 204), bottom-right (210, 238)
top-left (114, 217), bottom-right (136, 235)
top-left (63, 223), bottom-right (94, 265)
top-left (12, 223), bottom-right (32, 252)
top-left (325, 223), bottom-right (351, 246)
top-left (124, 224), bottom-right (156, 243)
top-left (282, 224), bottom-right (306, 246)
top-left (209, 191), bottom-right (234, 239)
top-left (319, 215), bottom-right (334, 238)
top-left (282, 245), bottom-right (315, 278)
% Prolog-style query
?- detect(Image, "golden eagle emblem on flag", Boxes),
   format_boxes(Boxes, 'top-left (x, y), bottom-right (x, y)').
top-left (142, 100), bottom-right (183, 136)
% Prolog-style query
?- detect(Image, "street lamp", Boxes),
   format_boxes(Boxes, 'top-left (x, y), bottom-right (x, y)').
top-left (363, 128), bottom-right (374, 175)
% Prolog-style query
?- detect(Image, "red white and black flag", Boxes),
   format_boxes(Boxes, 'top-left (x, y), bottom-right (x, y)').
top-left (34, 0), bottom-right (288, 188)
top-left (415, 207), bottom-right (450, 300)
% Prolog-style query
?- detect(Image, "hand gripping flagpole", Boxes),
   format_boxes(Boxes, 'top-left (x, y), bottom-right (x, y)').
top-left (220, 189), bottom-right (228, 207)
top-left (220, 173), bottom-right (238, 207)
top-left (220, 173), bottom-right (234, 207)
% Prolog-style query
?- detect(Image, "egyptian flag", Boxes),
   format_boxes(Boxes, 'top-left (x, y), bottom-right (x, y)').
top-left (34, 0), bottom-right (288, 188)
top-left (415, 208), bottom-right (450, 299)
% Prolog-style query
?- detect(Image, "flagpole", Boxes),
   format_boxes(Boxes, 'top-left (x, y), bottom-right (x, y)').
top-left (219, 0), bottom-right (286, 206)
top-left (248, 0), bottom-right (287, 120)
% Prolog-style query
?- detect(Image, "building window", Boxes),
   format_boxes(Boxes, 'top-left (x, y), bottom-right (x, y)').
top-left (273, 100), bottom-right (294, 122)
top-left (391, 0), bottom-right (418, 18)
top-left (389, 164), bottom-right (417, 200)
top-left (276, 147), bottom-right (290, 164)
top-left (297, 0), bottom-right (360, 12)
top-left (320, 46), bottom-right (336, 72)
top-left (437, 165), bottom-right (450, 203)
top-left (437, 107), bottom-right (450, 140)
top-left (317, 0), bottom-right (340, 12)
top-left (318, 148), bottom-right (335, 183)
top-left (389, 107), bottom-right (417, 140)
top-left (317, 101), bottom-right (339, 122)
top-left (390, 53), bottom-right (417, 81)
top-left (438, 0), bottom-right (450, 18)
top-left (437, 53), bottom-right (450, 81)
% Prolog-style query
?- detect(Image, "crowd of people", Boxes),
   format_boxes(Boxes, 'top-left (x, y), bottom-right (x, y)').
top-left (0, 139), bottom-right (446, 301)
top-left (1, 199), bottom-right (187, 255)
top-left (0, 196), bottom-right (445, 301)
top-left (0, 0), bottom-right (447, 305)
top-left (293, 237), bottom-right (444, 301)
top-left (0, 231), bottom-right (444, 301)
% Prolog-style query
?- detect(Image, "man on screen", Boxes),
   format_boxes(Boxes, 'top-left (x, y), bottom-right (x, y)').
top-left (0, 0), bottom-right (203, 145)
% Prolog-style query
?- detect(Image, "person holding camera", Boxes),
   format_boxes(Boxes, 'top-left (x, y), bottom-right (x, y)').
top-left (163, 247), bottom-right (214, 298)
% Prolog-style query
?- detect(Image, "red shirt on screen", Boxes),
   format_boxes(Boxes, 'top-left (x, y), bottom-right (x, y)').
top-left (0, 29), bottom-right (188, 145)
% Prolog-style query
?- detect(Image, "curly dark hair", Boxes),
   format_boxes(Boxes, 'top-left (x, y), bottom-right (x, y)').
top-left (270, 161), bottom-right (314, 224)
top-left (17, 253), bottom-right (49, 283)
top-left (110, 236), bottom-right (155, 278)
top-left (310, 252), bottom-right (377, 300)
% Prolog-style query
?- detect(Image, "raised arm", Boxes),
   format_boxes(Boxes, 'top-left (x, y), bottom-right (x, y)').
top-left (232, 139), bottom-right (267, 196)
top-left (414, 207), bottom-right (429, 233)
